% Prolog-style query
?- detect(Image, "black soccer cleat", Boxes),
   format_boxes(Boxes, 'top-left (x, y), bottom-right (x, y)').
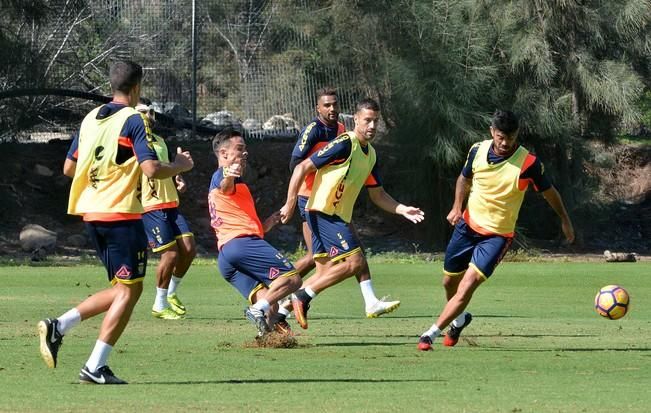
top-left (38, 318), bottom-right (63, 368)
top-left (443, 313), bottom-right (473, 347)
top-left (245, 307), bottom-right (271, 337)
top-left (417, 335), bottom-right (433, 351)
top-left (79, 365), bottom-right (128, 385)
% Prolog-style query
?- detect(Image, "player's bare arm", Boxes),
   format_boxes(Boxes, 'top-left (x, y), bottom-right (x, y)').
top-left (280, 157), bottom-right (317, 224)
top-left (63, 158), bottom-right (77, 178)
top-left (141, 146), bottom-right (194, 179)
top-left (447, 174), bottom-right (471, 226)
top-left (542, 186), bottom-right (575, 243)
top-left (367, 186), bottom-right (425, 224)
top-left (262, 211), bottom-right (281, 233)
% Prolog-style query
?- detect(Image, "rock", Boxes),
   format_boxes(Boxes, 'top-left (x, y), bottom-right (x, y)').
top-left (262, 113), bottom-right (300, 132)
top-left (66, 234), bottom-right (87, 248)
top-left (201, 110), bottom-right (241, 129)
top-left (604, 250), bottom-right (637, 262)
top-left (242, 118), bottom-right (262, 131)
top-left (34, 164), bottom-right (54, 177)
top-left (19, 224), bottom-right (57, 252)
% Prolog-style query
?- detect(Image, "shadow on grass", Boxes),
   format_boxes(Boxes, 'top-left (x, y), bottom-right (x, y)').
top-left (137, 378), bottom-right (443, 385)
top-left (479, 346), bottom-right (651, 352)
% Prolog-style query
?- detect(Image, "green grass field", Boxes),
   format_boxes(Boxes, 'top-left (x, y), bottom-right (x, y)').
top-left (1, 260), bottom-right (649, 412)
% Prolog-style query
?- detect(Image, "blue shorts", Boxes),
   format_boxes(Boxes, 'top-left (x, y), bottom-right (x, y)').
top-left (142, 207), bottom-right (193, 252)
top-left (443, 219), bottom-right (513, 279)
top-left (297, 195), bottom-right (309, 221)
top-left (218, 236), bottom-right (297, 303)
top-left (85, 220), bottom-right (148, 285)
top-left (306, 211), bottom-right (361, 262)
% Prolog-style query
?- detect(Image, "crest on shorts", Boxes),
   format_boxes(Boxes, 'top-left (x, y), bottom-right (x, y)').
top-left (329, 246), bottom-right (339, 257)
top-left (115, 265), bottom-right (132, 279)
top-left (268, 267), bottom-right (280, 279)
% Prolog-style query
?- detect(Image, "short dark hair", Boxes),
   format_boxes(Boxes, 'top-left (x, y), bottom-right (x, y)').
top-left (212, 127), bottom-right (243, 154)
top-left (491, 110), bottom-right (519, 134)
top-left (316, 87), bottom-right (337, 102)
top-left (109, 60), bottom-right (143, 94)
top-left (355, 98), bottom-right (380, 113)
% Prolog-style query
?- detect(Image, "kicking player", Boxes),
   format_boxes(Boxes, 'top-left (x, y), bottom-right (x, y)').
top-left (276, 87), bottom-right (399, 327)
top-left (279, 98), bottom-right (425, 329)
top-left (38, 60), bottom-right (194, 384)
top-left (417, 110), bottom-right (574, 351)
top-left (208, 128), bottom-right (302, 337)
top-left (136, 99), bottom-right (197, 320)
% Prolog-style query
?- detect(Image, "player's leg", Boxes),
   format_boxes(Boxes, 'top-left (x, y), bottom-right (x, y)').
top-left (418, 219), bottom-right (476, 350)
top-left (348, 222), bottom-right (400, 318)
top-left (143, 209), bottom-right (182, 319)
top-left (293, 195), bottom-right (316, 277)
top-left (79, 220), bottom-right (148, 384)
top-left (38, 221), bottom-right (118, 369)
top-left (234, 236), bottom-right (301, 334)
top-left (290, 211), bottom-right (365, 328)
top-left (167, 210), bottom-right (196, 314)
top-left (217, 237), bottom-right (288, 336)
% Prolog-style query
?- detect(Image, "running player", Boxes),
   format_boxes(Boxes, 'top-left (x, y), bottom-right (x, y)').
top-left (417, 110), bottom-right (574, 351)
top-left (277, 87), bottom-right (400, 327)
top-left (38, 61), bottom-right (194, 384)
top-left (279, 98), bottom-right (425, 329)
top-left (137, 99), bottom-right (197, 320)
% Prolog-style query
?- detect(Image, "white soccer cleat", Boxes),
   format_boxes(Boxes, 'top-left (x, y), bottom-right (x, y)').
top-left (366, 298), bottom-right (401, 318)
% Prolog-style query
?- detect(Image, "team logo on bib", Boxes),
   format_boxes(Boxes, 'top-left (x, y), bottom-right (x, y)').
top-left (115, 265), bottom-right (132, 279)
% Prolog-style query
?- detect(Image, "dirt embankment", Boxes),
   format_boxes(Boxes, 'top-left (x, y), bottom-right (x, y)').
top-left (0, 138), bottom-right (649, 260)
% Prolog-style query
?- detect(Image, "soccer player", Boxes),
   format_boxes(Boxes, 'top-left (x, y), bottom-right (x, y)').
top-left (417, 110), bottom-right (574, 351)
top-left (208, 128), bottom-right (302, 337)
top-left (38, 60), bottom-right (194, 384)
top-left (279, 98), bottom-right (425, 329)
top-left (276, 87), bottom-right (400, 326)
top-left (136, 99), bottom-right (197, 320)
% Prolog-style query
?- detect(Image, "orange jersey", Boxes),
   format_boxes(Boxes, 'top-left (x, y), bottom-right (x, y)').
top-left (208, 168), bottom-right (263, 249)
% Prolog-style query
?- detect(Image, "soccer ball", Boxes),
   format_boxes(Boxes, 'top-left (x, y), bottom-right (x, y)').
top-left (594, 285), bottom-right (630, 320)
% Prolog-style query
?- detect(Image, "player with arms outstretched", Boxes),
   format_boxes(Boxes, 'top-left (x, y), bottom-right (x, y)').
top-left (280, 98), bottom-right (425, 330)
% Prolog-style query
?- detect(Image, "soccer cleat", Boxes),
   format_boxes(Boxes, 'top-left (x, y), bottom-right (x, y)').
top-left (151, 307), bottom-right (183, 320)
top-left (167, 293), bottom-right (186, 315)
top-left (417, 335), bottom-right (433, 351)
top-left (79, 365), bottom-right (127, 385)
top-left (366, 297), bottom-right (401, 318)
top-left (245, 307), bottom-right (271, 337)
top-left (270, 313), bottom-right (294, 336)
top-left (38, 318), bottom-right (63, 368)
top-left (443, 313), bottom-right (473, 347)
top-left (291, 291), bottom-right (311, 330)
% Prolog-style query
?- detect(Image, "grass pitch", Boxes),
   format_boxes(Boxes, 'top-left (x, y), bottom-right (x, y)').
top-left (0, 260), bottom-right (649, 412)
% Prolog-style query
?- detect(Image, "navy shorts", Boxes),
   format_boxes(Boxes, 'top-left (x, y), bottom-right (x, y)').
top-left (306, 211), bottom-right (361, 262)
top-left (297, 195), bottom-right (309, 221)
top-left (443, 218), bottom-right (512, 279)
top-left (142, 207), bottom-right (193, 252)
top-left (85, 220), bottom-right (148, 284)
top-left (218, 236), bottom-right (297, 303)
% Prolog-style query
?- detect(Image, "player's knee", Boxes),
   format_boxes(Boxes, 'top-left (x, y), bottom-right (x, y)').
top-left (346, 253), bottom-right (366, 276)
top-left (160, 248), bottom-right (179, 265)
top-left (286, 274), bottom-right (302, 290)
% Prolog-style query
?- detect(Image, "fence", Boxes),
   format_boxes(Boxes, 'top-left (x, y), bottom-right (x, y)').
top-left (0, 0), bottom-right (361, 140)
